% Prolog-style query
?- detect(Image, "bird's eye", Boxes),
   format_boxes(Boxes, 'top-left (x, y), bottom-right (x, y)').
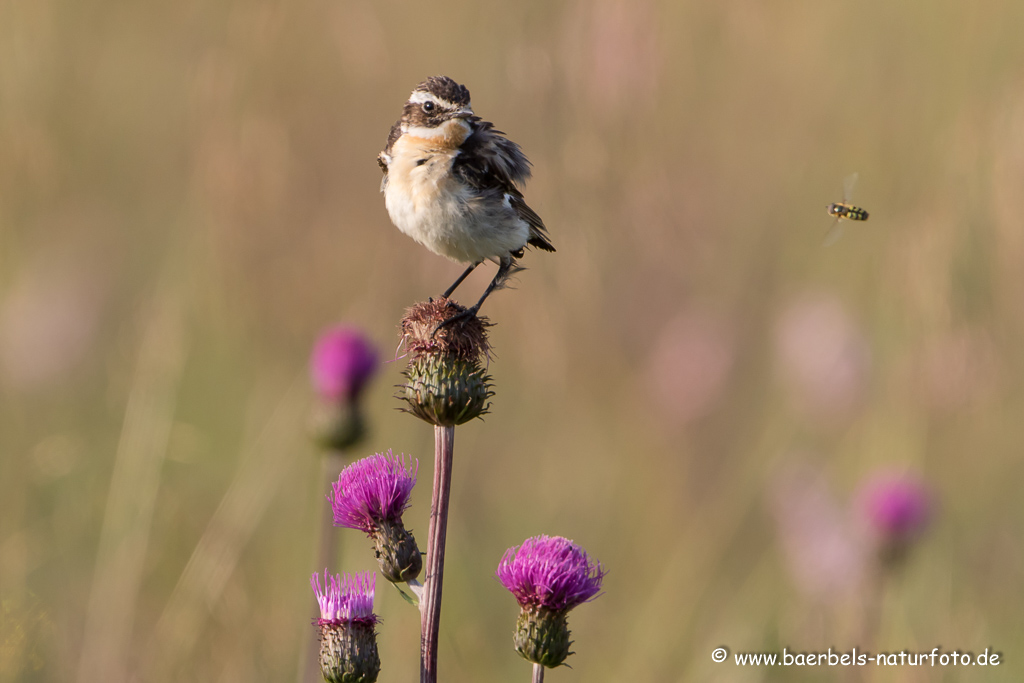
top-left (422, 101), bottom-right (435, 113)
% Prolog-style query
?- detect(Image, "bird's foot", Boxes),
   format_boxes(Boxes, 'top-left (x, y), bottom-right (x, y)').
top-left (432, 295), bottom-right (460, 309)
top-left (431, 305), bottom-right (479, 338)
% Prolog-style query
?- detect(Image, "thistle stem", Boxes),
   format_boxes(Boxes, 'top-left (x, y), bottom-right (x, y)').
top-left (848, 567), bottom-right (886, 683)
top-left (532, 663), bottom-right (545, 683)
top-left (300, 450), bottom-right (345, 683)
top-left (420, 425), bottom-right (455, 683)
top-left (318, 450), bottom-right (346, 568)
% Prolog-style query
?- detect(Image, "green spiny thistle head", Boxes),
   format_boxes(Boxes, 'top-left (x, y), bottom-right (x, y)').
top-left (372, 519), bottom-right (422, 583)
top-left (513, 605), bottom-right (572, 668)
top-left (318, 622), bottom-right (381, 683)
top-left (398, 299), bottom-right (493, 427)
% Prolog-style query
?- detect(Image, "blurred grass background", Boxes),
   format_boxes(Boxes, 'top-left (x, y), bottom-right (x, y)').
top-left (2, 0), bottom-right (1024, 681)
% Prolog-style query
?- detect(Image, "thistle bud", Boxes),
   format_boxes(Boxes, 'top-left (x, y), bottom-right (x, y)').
top-left (311, 571), bottom-right (381, 683)
top-left (497, 535), bottom-right (606, 669)
top-left (370, 518), bottom-right (422, 585)
top-left (310, 400), bottom-right (365, 452)
top-left (330, 451), bottom-right (422, 583)
top-left (309, 326), bottom-right (379, 450)
top-left (513, 604), bottom-right (572, 668)
top-left (857, 472), bottom-right (931, 567)
top-left (398, 299), bottom-right (493, 426)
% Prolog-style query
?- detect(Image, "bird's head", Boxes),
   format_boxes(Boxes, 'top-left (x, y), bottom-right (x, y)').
top-left (400, 76), bottom-right (475, 141)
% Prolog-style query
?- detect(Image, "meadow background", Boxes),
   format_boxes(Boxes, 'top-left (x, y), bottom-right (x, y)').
top-left (3, 0), bottom-right (1024, 681)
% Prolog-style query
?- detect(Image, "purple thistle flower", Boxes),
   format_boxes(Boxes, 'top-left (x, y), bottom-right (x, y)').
top-left (858, 473), bottom-right (931, 543)
top-left (497, 536), bottom-right (605, 669)
top-left (330, 451), bottom-right (422, 583)
top-left (310, 570), bottom-right (378, 626)
top-left (330, 450), bottom-right (417, 533)
top-left (497, 535), bottom-right (605, 612)
top-left (311, 570), bottom-right (381, 682)
top-left (311, 326), bottom-right (378, 404)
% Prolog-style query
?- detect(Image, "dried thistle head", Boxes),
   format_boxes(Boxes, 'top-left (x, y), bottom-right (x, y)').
top-left (398, 299), bottom-right (494, 427)
top-left (401, 299), bottom-right (491, 361)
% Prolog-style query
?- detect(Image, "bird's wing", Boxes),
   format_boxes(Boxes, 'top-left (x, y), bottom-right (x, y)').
top-left (378, 120), bottom-right (402, 174)
top-left (508, 194), bottom-right (554, 251)
top-left (452, 120), bottom-right (554, 252)
top-left (453, 119), bottom-right (531, 188)
top-left (378, 120), bottom-right (402, 191)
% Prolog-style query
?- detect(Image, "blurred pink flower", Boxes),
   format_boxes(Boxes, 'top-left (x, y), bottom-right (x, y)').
top-left (856, 471), bottom-right (931, 559)
top-left (310, 326), bottom-right (378, 403)
top-left (774, 292), bottom-right (870, 421)
top-left (561, 0), bottom-right (660, 115)
top-left (647, 311), bottom-right (735, 424)
top-left (771, 464), bottom-right (865, 601)
top-left (0, 262), bottom-right (101, 391)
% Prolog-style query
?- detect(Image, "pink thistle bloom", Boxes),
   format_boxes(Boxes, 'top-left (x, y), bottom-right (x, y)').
top-left (859, 473), bottom-right (931, 544)
top-left (497, 535), bottom-right (605, 612)
top-left (330, 451), bottom-right (418, 534)
top-left (310, 570), bottom-right (378, 626)
top-left (311, 326), bottom-right (378, 403)
top-left (771, 464), bottom-right (865, 600)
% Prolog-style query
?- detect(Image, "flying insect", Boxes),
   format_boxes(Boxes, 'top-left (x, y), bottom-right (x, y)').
top-left (824, 172), bottom-right (869, 246)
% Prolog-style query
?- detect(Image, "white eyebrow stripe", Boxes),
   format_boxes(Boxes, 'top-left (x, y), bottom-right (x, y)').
top-left (408, 90), bottom-right (458, 108)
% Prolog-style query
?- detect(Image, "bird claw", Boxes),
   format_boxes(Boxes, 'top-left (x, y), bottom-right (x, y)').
top-left (431, 306), bottom-right (478, 338)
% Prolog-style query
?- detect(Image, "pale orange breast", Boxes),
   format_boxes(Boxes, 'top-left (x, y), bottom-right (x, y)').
top-left (400, 118), bottom-right (471, 151)
top-left (388, 136), bottom-right (462, 211)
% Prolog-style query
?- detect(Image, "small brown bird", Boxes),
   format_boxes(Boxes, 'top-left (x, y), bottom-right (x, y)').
top-left (378, 76), bottom-right (554, 319)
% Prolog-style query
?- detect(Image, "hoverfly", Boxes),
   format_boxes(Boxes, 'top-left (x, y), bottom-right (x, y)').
top-left (824, 172), bottom-right (869, 246)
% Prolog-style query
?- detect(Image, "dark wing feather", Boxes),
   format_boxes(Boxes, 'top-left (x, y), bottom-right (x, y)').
top-left (378, 120), bottom-right (402, 174)
top-left (509, 194), bottom-right (554, 252)
top-left (456, 118), bottom-right (531, 186)
top-left (452, 120), bottom-right (555, 252)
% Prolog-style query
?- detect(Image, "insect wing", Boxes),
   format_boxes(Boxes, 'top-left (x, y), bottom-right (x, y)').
top-left (842, 172), bottom-right (859, 204)
top-left (823, 216), bottom-right (845, 247)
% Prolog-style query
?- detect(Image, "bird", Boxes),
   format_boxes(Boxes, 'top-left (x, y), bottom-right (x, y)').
top-left (377, 76), bottom-right (554, 324)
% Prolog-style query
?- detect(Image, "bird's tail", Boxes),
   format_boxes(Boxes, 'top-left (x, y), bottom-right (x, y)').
top-left (528, 232), bottom-right (556, 253)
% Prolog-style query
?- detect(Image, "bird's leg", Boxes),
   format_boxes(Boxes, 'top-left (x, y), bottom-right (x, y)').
top-left (441, 263), bottom-right (479, 301)
top-left (432, 257), bottom-right (514, 336)
top-left (468, 257), bottom-right (513, 312)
